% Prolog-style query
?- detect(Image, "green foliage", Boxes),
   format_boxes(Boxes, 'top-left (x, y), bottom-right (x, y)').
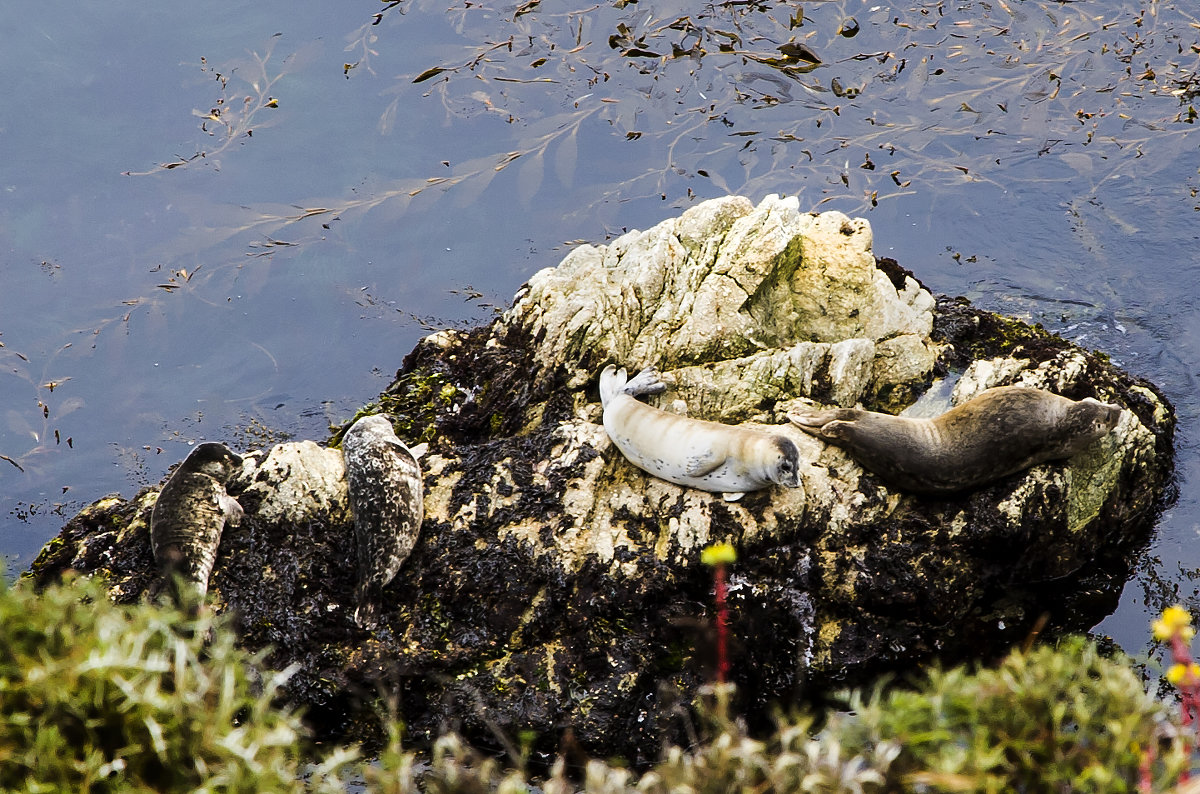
top-left (832, 636), bottom-right (1187, 793)
top-left (367, 642), bottom-right (1188, 794)
top-left (0, 576), bottom-right (1188, 792)
top-left (634, 684), bottom-right (897, 794)
top-left (0, 575), bottom-right (350, 793)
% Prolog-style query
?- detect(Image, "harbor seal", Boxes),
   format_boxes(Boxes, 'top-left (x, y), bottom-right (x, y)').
top-left (788, 385), bottom-right (1123, 495)
top-left (599, 365), bottom-right (801, 501)
top-left (342, 414), bottom-right (425, 628)
top-left (150, 442), bottom-right (244, 599)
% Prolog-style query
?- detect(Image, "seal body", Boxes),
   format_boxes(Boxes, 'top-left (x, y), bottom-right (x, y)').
top-left (788, 385), bottom-right (1123, 494)
top-left (599, 365), bottom-right (800, 501)
top-left (342, 414), bottom-right (424, 628)
top-left (150, 442), bottom-right (244, 598)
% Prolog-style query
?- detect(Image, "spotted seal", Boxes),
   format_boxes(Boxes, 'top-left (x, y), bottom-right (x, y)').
top-left (600, 365), bottom-right (801, 501)
top-left (342, 414), bottom-right (425, 628)
top-left (788, 385), bottom-right (1123, 494)
top-left (150, 442), bottom-right (244, 599)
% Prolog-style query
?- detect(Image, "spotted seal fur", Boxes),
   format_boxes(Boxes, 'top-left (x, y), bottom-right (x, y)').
top-left (342, 414), bottom-right (425, 628)
top-left (150, 442), bottom-right (244, 599)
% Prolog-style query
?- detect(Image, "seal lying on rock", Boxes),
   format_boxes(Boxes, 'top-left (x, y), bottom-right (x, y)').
top-left (342, 414), bottom-right (425, 628)
top-left (600, 365), bottom-right (801, 501)
top-left (788, 385), bottom-right (1123, 495)
top-left (150, 442), bottom-right (244, 598)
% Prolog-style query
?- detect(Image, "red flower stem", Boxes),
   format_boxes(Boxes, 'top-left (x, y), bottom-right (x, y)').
top-left (1169, 633), bottom-right (1199, 780)
top-left (1139, 741), bottom-right (1154, 794)
top-left (715, 563), bottom-right (729, 684)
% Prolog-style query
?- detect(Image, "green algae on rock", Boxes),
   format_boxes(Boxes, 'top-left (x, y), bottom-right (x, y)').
top-left (27, 195), bottom-right (1175, 762)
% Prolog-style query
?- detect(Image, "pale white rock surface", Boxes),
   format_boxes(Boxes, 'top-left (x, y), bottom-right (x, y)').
top-left (234, 441), bottom-right (350, 525)
top-left (506, 194), bottom-right (940, 398)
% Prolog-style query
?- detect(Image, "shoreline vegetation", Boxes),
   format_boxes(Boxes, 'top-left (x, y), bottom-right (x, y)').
top-left (4, 572), bottom-right (1197, 793)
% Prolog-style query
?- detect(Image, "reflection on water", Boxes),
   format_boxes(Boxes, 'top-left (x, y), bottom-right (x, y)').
top-left (1, 0), bottom-right (1198, 662)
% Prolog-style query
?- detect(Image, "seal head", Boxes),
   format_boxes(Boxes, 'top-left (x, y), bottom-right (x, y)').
top-left (342, 414), bottom-right (425, 628)
top-left (600, 364), bottom-right (800, 501)
top-left (150, 442), bottom-right (244, 601)
top-left (789, 385), bottom-right (1123, 494)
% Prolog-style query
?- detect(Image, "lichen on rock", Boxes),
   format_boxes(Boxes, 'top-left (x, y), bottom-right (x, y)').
top-left (26, 195), bottom-right (1175, 762)
top-left (509, 194), bottom-right (938, 400)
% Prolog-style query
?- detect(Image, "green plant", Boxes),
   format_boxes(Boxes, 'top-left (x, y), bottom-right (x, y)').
top-left (635, 683), bottom-right (895, 794)
top-left (0, 574), bottom-right (352, 793)
top-left (834, 636), bottom-right (1187, 793)
top-left (3, 572), bottom-right (1189, 793)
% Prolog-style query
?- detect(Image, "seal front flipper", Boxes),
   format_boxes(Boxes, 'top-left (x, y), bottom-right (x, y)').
top-left (683, 448), bottom-right (726, 478)
top-left (811, 419), bottom-right (856, 442)
top-left (722, 492), bottom-right (745, 502)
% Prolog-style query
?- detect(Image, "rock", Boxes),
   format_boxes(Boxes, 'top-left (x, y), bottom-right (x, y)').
top-left (27, 196), bottom-right (1175, 763)
top-left (509, 195), bottom-right (938, 399)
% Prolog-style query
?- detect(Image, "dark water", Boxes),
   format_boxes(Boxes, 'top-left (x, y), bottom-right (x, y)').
top-left (2, 0), bottom-right (1198, 664)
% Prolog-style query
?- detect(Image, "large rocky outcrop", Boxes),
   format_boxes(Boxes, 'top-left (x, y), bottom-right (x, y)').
top-left (27, 195), bottom-right (1174, 763)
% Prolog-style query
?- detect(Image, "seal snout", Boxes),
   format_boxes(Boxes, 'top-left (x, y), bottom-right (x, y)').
top-left (1074, 397), bottom-right (1124, 443)
top-left (1092, 404), bottom-right (1123, 441)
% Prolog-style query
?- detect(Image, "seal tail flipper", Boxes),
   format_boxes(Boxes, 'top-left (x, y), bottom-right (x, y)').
top-left (353, 583), bottom-right (379, 629)
top-left (787, 411), bottom-right (829, 437)
top-left (788, 410), bottom-right (852, 438)
top-left (622, 367), bottom-right (667, 398)
top-left (599, 365), bottom-right (629, 407)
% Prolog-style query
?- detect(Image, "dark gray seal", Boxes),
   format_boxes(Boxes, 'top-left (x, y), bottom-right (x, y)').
top-left (788, 385), bottom-right (1123, 495)
top-left (342, 414), bottom-right (424, 628)
top-left (150, 442), bottom-right (244, 598)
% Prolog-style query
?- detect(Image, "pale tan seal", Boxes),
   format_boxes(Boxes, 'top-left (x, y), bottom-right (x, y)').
top-left (788, 385), bottom-right (1123, 495)
top-left (600, 365), bottom-right (800, 501)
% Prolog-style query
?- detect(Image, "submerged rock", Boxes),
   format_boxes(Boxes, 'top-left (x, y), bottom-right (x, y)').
top-left (27, 195), bottom-right (1174, 762)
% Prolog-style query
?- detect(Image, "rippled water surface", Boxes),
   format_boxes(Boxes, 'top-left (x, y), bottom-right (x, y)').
top-left (2, 0), bottom-right (1198, 662)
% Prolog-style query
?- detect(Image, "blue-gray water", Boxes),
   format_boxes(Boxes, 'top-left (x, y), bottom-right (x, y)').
top-left (2, 0), bottom-right (1198, 667)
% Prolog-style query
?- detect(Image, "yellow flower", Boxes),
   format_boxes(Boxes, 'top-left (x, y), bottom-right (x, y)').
top-left (1167, 663), bottom-right (1200, 687)
top-left (1153, 605), bottom-right (1196, 641)
top-left (701, 543), bottom-right (737, 566)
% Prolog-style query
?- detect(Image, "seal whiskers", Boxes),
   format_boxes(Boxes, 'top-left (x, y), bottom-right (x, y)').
top-left (600, 365), bottom-right (801, 500)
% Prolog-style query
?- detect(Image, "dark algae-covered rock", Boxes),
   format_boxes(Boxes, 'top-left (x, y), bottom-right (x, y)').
top-left (27, 195), bottom-right (1175, 761)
